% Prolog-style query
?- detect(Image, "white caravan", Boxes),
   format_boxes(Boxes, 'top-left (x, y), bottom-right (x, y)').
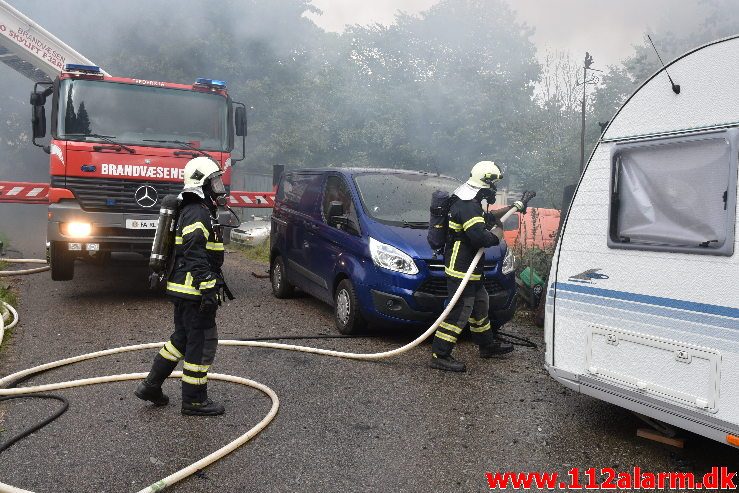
top-left (545, 36), bottom-right (739, 448)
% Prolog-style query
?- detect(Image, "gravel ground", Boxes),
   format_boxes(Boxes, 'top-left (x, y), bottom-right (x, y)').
top-left (0, 245), bottom-right (736, 492)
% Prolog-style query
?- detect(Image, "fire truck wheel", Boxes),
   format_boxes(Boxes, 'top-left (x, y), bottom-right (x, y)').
top-left (50, 241), bottom-right (75, 281)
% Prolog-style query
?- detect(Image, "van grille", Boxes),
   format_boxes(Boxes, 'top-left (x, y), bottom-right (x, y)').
top-left (416, 276), bottom-right (505, 296)
top-left (55, 176), bottom-right (181, 213)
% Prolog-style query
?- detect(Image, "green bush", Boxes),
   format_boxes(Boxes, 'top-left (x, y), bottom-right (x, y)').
top-left (514, 246), bottom-right (554, 282)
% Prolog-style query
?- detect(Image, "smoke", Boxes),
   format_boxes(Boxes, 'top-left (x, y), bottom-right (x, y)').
top-left (1, 0), bottom-right (736, 230)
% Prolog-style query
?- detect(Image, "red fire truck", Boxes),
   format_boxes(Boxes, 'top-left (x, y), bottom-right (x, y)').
top-left (1, 0), bottom-right (250, 280)
top-left (30, 67), bottom-right (246, 280)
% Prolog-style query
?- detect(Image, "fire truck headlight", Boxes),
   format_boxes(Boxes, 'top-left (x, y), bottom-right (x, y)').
top-left (64, 222), bottom-right (92, 238)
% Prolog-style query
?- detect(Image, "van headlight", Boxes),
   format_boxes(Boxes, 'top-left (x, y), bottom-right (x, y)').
top-left (501, 247), bottom-right (516, 275)
top-left (369, 237), bottom-right (418, 275)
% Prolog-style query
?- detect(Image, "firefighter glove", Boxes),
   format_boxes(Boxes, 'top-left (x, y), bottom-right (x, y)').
top-left (200, 289), bottom-right (220, 313)
top-left (514, 190), bottom-right (537, 213)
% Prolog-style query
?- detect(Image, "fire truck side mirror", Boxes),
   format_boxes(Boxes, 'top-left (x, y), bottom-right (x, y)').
top-left (30, 92), bottom-right (46, 106)
top-left (32, 104), bottom-right (47, 140)
top-left (235, 106), bottom-right (247, 137)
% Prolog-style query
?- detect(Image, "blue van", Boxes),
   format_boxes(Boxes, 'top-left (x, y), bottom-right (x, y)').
top-left (269, 168), bottom-right (517, 334)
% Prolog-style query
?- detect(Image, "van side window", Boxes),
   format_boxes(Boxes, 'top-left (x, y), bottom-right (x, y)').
top-left (608, 132), bottom-right (737, 256)
top-left (322, 175), bottom-right (360, 232)
top-left (277, 173), bottom-right (323, 214)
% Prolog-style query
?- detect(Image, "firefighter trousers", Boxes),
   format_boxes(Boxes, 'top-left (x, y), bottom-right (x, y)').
top-left (432, 278), bottom-right (495, 357)
top-left (144, 298), bottom-right (218, 403)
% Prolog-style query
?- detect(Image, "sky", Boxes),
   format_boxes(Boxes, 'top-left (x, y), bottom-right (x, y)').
top-left (306, 0), bottom-right (707, 68)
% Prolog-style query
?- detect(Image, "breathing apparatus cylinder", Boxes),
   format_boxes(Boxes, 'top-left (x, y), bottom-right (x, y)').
top-left (149, 194), bottom-right (180, 288)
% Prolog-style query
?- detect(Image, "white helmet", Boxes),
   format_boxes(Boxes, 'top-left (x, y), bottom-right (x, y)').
top-left (466, 160), bottom-right (503, 189)
top-left (183, 156), bottom-right (221, 188)
top-left (181, 156), bottom-right (225, 201)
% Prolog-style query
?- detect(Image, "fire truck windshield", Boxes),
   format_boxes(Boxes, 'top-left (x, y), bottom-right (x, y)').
top-left (56, 79), bottom-right (229, 151)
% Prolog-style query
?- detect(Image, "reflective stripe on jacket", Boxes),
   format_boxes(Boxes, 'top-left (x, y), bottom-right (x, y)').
top-left (444, 199), bottom-right (498, 280)
top-left (166, 200), bottom-right (225, 300)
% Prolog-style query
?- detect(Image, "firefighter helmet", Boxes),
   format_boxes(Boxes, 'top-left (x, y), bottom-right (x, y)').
top-left (183, 156), bottom-right (222, 189)
top-left (466, 161), bottom-right (503, 189)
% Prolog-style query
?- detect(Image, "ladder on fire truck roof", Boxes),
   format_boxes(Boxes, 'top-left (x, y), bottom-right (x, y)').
top-left (0, 0), bottom-right (109, 82)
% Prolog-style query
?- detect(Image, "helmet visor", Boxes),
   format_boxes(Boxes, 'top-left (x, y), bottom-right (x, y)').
top-left (482, 172), bottom-right (503, 187)
top-left (208, 172), bottom-right (227, 196)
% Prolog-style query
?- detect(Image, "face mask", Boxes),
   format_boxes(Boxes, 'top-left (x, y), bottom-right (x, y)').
top-left (476, 187), bottom-right (496, 204)
top-left (205, 173), bottom-right (228, 206)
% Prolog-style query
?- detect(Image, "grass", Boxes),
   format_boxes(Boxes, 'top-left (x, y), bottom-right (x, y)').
top-left (0, 284), bottom-right (17, 308)
top-left (232, 240), bottom-right (270, 264)
top-left (0, 231), bottom-right (6, 271)
top-left (0, 232), bottom-right (17, 307)
top-left (0, 232), bottom-right (19, 350)
top-left (0, 275), bottom-right (18, 352)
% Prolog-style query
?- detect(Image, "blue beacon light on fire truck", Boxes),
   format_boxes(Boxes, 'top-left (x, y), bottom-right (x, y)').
top-left (62, 64), bottom-right (102, 74)
top-left (194, 78), bottom-right (227, 90)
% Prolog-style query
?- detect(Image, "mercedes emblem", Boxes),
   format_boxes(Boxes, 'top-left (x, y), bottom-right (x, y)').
top-left (134, 185), bottom-right (158, 208)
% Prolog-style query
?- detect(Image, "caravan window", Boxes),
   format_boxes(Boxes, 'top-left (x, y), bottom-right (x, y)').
top-left (608, 132), bottom-right (737, 256)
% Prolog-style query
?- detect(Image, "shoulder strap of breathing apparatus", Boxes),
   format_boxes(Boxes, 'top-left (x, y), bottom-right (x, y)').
top-left (148, 194), bottom-right (181, 290)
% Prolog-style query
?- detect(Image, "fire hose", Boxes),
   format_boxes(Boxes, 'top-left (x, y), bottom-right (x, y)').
top-left (0, 259), bottom-right (49, 277)
top-left (0, 208), bottom-right (524, 493)
top-left (1, 259), bottom-right (48, 347)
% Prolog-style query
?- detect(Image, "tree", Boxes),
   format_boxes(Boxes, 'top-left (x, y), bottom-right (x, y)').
top-left (76, 102), bottom-right (91, 135)
top-left (332, 0), bottom-right (541, 178)
top-left (512, 51), bottom-right (582, 207)
top-left (593, 0), bottom-right (739, 139)
top-left (64, 86), bottom-right (78, 134)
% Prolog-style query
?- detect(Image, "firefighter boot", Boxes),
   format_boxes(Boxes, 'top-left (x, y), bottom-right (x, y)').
top-left (479, 340), bottom-right (515, 358)
top-left (135, 354), bottom-right (176, 406)
top-left (430, 353), bottom-right (467, 372)
top-left (134, 380), bottom-right (169, 406)
top-left (182, 399), bottom-right (225, 416)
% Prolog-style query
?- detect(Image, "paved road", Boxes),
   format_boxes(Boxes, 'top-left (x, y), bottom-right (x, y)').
top-left (0, 249), bottom-right (737, 492)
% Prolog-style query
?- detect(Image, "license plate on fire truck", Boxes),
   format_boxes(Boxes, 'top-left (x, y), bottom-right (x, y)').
top-left (126, 219), bottom-right (158, 229)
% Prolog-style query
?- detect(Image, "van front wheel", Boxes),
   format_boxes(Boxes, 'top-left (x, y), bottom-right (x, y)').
top-left (334, 279), bottom-right (366, 334)
top-left (270, 255), bottom-right (294, 298)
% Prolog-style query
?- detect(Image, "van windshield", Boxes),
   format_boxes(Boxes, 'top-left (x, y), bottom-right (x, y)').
top-left (354, 172), bottom-right (460, 227)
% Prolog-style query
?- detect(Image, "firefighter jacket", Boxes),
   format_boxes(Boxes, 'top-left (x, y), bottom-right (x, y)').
top-left (166, 199), bottom-right (225, 301)
top-left (445, 199), bottom-right (499, 281)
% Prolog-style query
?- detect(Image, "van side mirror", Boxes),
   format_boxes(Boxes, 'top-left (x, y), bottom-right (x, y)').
top-left (235, 106), bottom-right (247, 137)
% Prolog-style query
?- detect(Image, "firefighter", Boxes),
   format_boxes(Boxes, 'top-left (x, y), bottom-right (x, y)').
top-left (135, 156), bottom-right (229, 415)
top-left (430, 160), bottom-right (527, 372)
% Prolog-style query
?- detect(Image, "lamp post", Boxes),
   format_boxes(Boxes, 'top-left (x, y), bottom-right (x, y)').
top-left (579, 52), bottom-right (594, 174)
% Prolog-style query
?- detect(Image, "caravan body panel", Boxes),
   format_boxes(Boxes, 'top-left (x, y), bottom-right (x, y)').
top-left (545, 36), bottom-right (739, 447)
